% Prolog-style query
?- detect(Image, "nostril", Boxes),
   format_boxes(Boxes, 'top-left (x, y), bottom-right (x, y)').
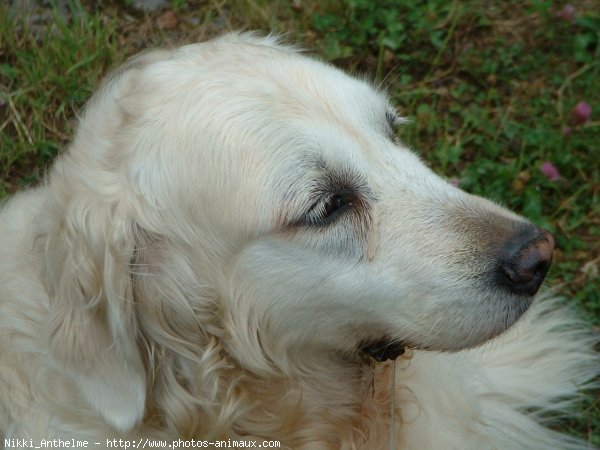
top-left (498, 228), bottom-right (554, 296)
top-left (503, 236), bottom-right (552, 283)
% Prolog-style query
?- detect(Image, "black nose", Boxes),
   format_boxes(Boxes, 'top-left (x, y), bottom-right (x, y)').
top-left (496, 227), bottom-right (554, 296)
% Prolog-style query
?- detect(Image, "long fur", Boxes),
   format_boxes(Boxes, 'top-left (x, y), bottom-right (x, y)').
top-left (0, 33), bottom-right (597, 449)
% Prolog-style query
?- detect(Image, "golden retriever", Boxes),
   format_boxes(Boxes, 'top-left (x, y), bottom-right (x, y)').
top-left (0, 33), bottom-right (597, 449)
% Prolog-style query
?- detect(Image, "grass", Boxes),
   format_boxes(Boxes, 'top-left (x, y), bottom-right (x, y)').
top-left (1, 0), bottom-right (599, 444)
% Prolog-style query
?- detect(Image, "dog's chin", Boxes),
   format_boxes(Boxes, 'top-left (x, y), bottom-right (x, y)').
top-left (358, 292), bottom-right (534, 362)
top-left (361, 320), bottom-right (522, 362)
top-left (360, 334), bottom-right (491, 363)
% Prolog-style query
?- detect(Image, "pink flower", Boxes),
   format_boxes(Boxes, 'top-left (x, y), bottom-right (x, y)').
top-left (540, 162), bottom-right (560, 181)
top-left (556, 4), bottom-right (576, 22)
top-left (571, 101), bottom-right (592, 125)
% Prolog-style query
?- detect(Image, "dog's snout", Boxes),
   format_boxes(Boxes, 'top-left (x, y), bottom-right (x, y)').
top-left (497, 227), bottom-right (554, 296)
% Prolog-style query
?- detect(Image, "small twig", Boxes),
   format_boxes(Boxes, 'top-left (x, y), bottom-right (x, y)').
top-left (0, 117), bottom-right (10, 134)
top-left (7, 97), bottom-right (33, 145)
top-left (581, 120), bottom-right (600, 129)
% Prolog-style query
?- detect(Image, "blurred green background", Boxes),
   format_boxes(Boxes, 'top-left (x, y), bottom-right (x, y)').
top-left (1, 0), bottom-right (598, 444)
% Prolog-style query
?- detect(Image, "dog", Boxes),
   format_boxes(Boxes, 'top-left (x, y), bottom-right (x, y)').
top-left (0, 32), bottom-right (597, 449)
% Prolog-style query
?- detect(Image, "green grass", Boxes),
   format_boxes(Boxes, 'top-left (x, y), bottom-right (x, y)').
top-left (1, 0), bottom-right (599, 444)
top-left (0, 2), bottom-right (122, 193)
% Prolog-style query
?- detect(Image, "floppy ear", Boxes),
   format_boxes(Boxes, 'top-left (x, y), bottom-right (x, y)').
top-left (39, 47), bottom-right (182, 431)
top-left (37, 51), bottom-right (177, 432)
top-left (43, 195), bottom-right (146, 432)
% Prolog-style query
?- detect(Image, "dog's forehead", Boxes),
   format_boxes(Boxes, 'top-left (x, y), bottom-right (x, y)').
top-left (166, 41), bottom-right (397, 165)
top-left (169, 39), bottom-right (391, 128)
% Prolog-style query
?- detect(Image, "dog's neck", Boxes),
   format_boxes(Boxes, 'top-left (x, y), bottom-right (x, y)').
top-left (143, 335), bottom-right (406, 448)
top-left (132, 253), bottom-right (404, 447)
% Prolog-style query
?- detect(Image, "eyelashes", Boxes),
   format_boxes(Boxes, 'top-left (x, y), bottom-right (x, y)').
top-left (304, 192), bottom-right (356, 226)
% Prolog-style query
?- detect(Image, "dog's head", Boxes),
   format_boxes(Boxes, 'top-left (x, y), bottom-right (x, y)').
top-left (42, 33), bottom-right (553, 430)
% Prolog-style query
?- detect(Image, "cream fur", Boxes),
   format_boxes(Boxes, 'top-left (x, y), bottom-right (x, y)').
top-left (0, 33), bottom-right (597, 449)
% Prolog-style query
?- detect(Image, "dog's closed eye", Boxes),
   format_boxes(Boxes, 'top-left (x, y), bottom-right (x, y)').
top-left (305, 191), bottom-right (356, 226)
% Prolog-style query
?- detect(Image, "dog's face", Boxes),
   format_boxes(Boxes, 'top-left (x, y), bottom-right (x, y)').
top-left (66, 34), bottom-right (553, 377)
